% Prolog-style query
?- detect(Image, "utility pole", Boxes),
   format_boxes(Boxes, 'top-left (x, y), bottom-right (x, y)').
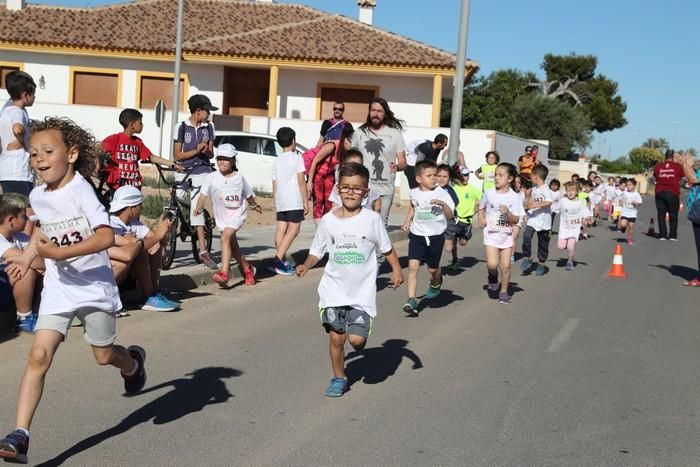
top-left (169, 0), bottom-right (185, 160)
top-left (447, 0), bottom-right (470, 166)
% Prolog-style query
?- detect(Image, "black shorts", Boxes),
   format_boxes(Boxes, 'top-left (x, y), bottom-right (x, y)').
top-left (620, 216), bottom-right (636, 223)
top-left (408, 233), bottom-right (445, 268)
top-left (276, 210), bottom-right (304, 223)
top-left (445, 219), bottom-right (473, 241)
top-left (0, 181), bottom-right (33, 197)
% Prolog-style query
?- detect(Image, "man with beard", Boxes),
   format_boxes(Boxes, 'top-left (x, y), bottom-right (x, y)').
top-left (316, 101), bottom-right (353, 146)
top-left (352, 97), bottom-right (406, 225)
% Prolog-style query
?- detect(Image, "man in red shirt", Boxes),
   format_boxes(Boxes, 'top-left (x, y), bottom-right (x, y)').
top-left (102, 108), bottom-right (180, 194)
top-left (653, 149), bottom-right (685, 240)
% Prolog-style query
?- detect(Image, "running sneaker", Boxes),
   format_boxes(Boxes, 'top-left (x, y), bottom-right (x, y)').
top-left (116, 309), bottom-right (130, 318)
top-left (447, 259), bottom-right (460, 271)
top-left (122, 345), bottom-right (146, 395)
top-left (425, 279), bottom-right (443, 299)
top-left (15, 313), bottom-right (37, 333)
top-left (683, 278), bottom-right (700, 287)
top-left (535, 263), bottom-right (546, 276)
top-left (402, 297), bottom-right (419, 316)
top-left (273, 258), bottom-right (295, 276)
top-left (199, 251), bottom-right (218, 270)
top-left (325, 377), bottom-right (347, 397)
top-left (487, 274), bottom-right (499, 291)
top-left (669, 238), bottom-right (678, 242)
top-left (520, 257), bottom-right (532, 273)
top-left (0, 429), bottom-right (29, 464)
top-left (211, 270), bottom-right (229, 286)
top-left (243, 266), bottom-right (256, 285)
top-left (498, 292), bottom-right (511, 304)
top-left (658, 237), bottom-right (667, 241)
top-left (142, 294), bottom-right (178, 312)
top-left (156, 293), bottom-right (180, 310)
top-left (626, 239), bottom-right (635, 246)
top-left (565, 261), bottom-right (574, 271)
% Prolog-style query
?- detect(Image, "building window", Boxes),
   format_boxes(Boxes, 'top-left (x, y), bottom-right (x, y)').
top-left (72, 70), bottom-right (119, 106)
top-left (0, 64), bottom-right (21, 89)
top-left (138, 74), bottom-right (186, 112)
top-left (317, 84), bottom-right (379, 122)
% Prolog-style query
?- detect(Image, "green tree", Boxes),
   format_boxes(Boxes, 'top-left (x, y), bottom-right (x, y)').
top-left (510, 94), bottom-right (592, 160)
top-left (642, 138), bottom-right (670, 153)
top-left (628, 147), bottom-right (663, 169)
top-left (590, 156), bottom-right (643, 174)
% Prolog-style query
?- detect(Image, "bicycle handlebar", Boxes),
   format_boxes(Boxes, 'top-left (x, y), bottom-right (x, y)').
top-left (153, 161), bottom-right (214, 187)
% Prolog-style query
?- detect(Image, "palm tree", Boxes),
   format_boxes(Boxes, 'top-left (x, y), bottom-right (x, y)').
top-left (364, 138), bottom-right (386, 181)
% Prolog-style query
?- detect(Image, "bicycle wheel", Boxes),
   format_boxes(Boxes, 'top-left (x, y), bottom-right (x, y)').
top-left (192, 209), bottom-right (214, 263)
top-left (162, 215), bottom-right (179, 270)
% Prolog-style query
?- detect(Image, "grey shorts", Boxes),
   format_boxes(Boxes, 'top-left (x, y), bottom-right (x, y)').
top-left (445, 219), bottom-right (473, 241)
top-left (320, 306), bottom-right (373, 338)
top-left (35, 309), bottom-right (117, 347)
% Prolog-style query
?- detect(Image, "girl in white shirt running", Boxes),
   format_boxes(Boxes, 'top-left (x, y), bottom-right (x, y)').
top-left (0, 117), bottom-right (146, 465)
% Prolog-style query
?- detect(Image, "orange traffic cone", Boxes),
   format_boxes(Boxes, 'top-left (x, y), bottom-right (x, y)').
top-left (647, 218), bottom-right (656, 236)
top-left (608, 244), bottom-right (627, 278)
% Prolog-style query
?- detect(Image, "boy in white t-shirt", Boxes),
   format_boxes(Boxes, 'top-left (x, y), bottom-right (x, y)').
top-left (296, 162), bottom-right (403, 397)
top-left (520, 165), bottom-right (553, 276)
top-left (328, 149), bottom-right (381, 213)
top-left (107, 185), bottom-right (179, 313)
top-left (195, 143), bottom-right (262, 287)
top-left (401, 160), bottom-right (455, 316)
top-left (619, 178), bottom-right (643, 245)
top-left (271, 127), bottom-right (309, 276)
top-left (0, 193), bottom-right (43, 333)
top-left (0, 71), bottom-right (35, 197)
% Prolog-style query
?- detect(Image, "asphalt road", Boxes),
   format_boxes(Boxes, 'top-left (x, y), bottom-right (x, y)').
top-left (1, 200), bottom-right (698, 466)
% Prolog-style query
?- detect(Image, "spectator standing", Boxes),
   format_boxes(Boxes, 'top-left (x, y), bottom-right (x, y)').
top-left (352, 97), bottom-right (407, 225)
top-left (652, 149), bottom-right (685, 240)
top-left (681, 152), bottom-right (700, 287)
top-left (0, 71), bottom-right (35, 196)
top-left (316, 101), bottom-right (353, 146)
top-left (404, 134), bottom-right (448, 189)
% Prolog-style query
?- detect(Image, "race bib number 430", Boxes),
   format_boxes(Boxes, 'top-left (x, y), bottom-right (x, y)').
top-left (41, 214), bottom-right (93, 247)
top-left (220, 189), bottom-right (242, 209)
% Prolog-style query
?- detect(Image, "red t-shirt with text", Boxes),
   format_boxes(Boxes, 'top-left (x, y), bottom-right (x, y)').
top-left (102, 133), bottom-right (153, 189)
top-left (653, 160), bottom-right (684, 197)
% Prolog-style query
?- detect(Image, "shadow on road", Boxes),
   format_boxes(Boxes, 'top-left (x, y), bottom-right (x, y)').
top-left (650, 264), bottom-right (697, 281)
top-left (345, 339), bottom-right (422, 388)
top-left (416, 289), bottom-right (464, 312)
top-left (36, 366), bottom-right (243, 467)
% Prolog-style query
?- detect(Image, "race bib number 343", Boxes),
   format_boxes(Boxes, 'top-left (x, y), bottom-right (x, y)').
top-left (41, 214), bottom-right (93, 247)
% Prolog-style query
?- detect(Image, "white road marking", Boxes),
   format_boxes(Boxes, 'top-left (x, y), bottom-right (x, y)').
top-left (547, 318), bottom-right (581, 352)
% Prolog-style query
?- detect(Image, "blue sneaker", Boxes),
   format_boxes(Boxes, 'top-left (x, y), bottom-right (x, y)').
top-left (424, 279), bottom-right (442, 299)
top-left (142, 294), bottom-right (178, 312)
top-left (520, 257), bottom-right (532, 273)
top-left (535, 263), bottom-right (546, 276)
top-left (0, 429), bottom-right (29, 464)
top-left (402, 297), bottom-right (419, 316)
top-left (325, 377), bottom-right (347, 397)
top-left (16, 313), bottom-right (37, 333)
top-left (274, 258), bottom-right (295, 276)
top-left (156, 293), bottom-right (180, 310)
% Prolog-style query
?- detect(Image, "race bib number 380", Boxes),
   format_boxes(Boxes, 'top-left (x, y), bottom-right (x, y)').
top-left (487, 211), bottom-right (513, 233)
top-left (41, 214), bottom-right (93, 247)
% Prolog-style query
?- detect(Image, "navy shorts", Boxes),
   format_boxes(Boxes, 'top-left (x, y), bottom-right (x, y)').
top-left (0, 181), bottom-right (33, 197)
top-left (620, 216), bottom-right (636, 223)
top-left (408, 233), bottom-right (445, 268)
top-left (276, 209), bottom-right (304, 223)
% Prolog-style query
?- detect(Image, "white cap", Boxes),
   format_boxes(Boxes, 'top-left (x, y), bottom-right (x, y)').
top-left (109, 185), bottom-right (144, 213)
top-left (216, 143), bottom-right (238, 159)
top-left (459, 165), bottom-right (472, 175)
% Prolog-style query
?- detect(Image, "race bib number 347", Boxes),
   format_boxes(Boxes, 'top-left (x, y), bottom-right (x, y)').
top-left (41, 214), bottom-right (93, 247)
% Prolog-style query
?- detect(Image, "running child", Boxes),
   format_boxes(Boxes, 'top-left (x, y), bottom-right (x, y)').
top-left (611, 177), bottom-right (626, 227)
top-left (195, 143), bottom-right (262, 287)
top-left (558, 181), bottom-right (587, 270)
top-left (520, 165), bottom-right (553, 276)
top-left (511, 174), bottom-right (529, 263)
top-left (475, 150), bottom-right (499, 192)
top-left (445, 165), bottom-right (481, 271)
top-left (296, 162), bottom-right (403, 397)
top-left (549, 178), bottom-right (561, 230)
top-left (270, 127), bottom-right (309, 276)
top-left (436, 164), bottom-right (459, 270)
top-left (619, 178), bottom-right (643, 245)
top-left (0, 193), bottom-right (43, 333)
top-left (578, 180), bottom-right (593, 239)
top-left (0, 117), bottom-right (146, 464)
top-left (401, 160), bottom-right (455, 316)
top-left (603, 177), bottom-right (616, 219)
top-left (328, 149), bottom-right (381, 213)
top-left (478, 162), bottom-right (525, 304)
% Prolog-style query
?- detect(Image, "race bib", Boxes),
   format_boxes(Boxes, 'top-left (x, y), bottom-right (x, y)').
top-left (41, 214), bottom-right (92, 248)
top-left (331, 233), bottom-right (372, 265)
top-left (416, 203), bottom-right (443, 221)
top-left (563, 214), bottom-right (583, 228)
top-left (487, 211), bottom-right (513, 233)
top-left (486, 172), bottom-right (495, 181)
top-left (220, 188), bottom-right (242, 209)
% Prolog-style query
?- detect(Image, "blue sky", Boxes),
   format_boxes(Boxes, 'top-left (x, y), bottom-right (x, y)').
top-left (30, 0), bottom-right (699, 159)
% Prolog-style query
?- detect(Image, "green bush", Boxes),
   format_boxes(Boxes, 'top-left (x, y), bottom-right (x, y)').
top-left (142, 175), bottom-right (173, 188)
top-left (142, 194), bottom-right (169, 219)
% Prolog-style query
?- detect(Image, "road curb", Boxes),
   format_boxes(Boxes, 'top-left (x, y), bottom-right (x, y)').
top-left (160, 229), bottom-right (408, 292)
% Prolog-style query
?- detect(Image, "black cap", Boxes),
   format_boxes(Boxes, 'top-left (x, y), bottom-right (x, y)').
top-left (188, 94), bottom-right (219, 113)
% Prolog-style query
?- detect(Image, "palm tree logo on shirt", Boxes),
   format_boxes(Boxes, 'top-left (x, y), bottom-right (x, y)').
top-left (364, 138), bottom-right (386, 182)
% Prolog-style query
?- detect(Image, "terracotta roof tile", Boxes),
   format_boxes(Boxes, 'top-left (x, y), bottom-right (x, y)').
top-left (0, 0), bottom-right (477, 71)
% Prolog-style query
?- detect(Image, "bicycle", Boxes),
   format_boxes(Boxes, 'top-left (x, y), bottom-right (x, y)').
top-left (153, 162), bottom-right (215, 270)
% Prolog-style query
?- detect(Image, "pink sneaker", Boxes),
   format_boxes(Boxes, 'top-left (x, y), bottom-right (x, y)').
top-left (211, 271), bottom-right (229, 286)
top-left (626, 239), bottom-right (634, 246)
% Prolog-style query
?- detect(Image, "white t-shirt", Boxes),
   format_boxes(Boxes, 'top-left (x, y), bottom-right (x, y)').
top-left (30, 173), bottom-right (121, 315)
top-left (328, 183), bottom-right (380, 210)
top-left (621, 191), bottom-right (642, 218)
top-left (551, 190), bottom-right (562, 214)
top-left (558, 197), bottom-right (586, 240)
top-left (0, 231), bottom-right (29, 272)
top-left (310, 208), bottom-right (392, 317)
top-left (613, 189), bottom-right (625, 209)
top-left (604, 184), bottom-right (616, 202)
top-left (408, 186), bottom-right (455, 237)
top-left (479, 188), bottom-right (526, 249)
top-left (109, 216), bottom-right (150, 240)
top-left (272, 151), bottom-right (305, 213)
top-left (526, 185), bottom-right (553, 231)
top-left (201, 171), bottom-right (254, 230)
top-left (0, 103), bottom-right (33, 182)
